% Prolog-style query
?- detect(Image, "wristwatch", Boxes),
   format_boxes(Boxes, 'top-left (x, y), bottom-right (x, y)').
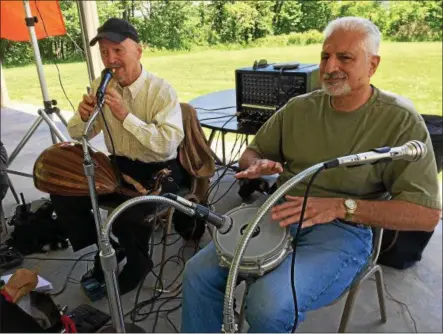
top-left (344, 198), bottom-right (357, 221)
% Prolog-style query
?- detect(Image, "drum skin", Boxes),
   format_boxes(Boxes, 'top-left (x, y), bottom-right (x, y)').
top-left (214, 202), bottom-right (292, 276)
top-left (33, 142), bottom-right (119, 196)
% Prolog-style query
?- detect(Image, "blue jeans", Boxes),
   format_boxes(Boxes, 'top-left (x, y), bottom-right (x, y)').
top-left (181, 220), bottom-right (372, 333)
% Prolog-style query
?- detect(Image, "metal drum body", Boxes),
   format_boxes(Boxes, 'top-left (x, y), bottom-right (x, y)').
top-left (214, 202), bottom-right (292, 277)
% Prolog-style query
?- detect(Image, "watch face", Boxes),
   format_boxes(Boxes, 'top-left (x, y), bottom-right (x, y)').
top-left (345, 199), bottom-right (357, 210)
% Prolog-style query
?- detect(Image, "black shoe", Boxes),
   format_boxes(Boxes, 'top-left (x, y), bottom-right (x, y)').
top-left (81, 248), bottom-right (126, 283)
top-left (117, 264), bottom-right (150, 295)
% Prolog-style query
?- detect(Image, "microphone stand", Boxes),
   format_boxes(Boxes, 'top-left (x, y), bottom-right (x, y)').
top-left (6, 0), bottom-right (69, 204)
top-left (98, 195), bottom-right (231, 333)
top-left (221, 162), bottom-right (325, 333)
top-left (81, 100), bottom-right (144, 333)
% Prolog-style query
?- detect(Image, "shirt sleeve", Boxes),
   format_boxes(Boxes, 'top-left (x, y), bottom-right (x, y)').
top-left (382, 117), bottom-right (442, 210)
top-left (122, 85), bottom-right (184, 160)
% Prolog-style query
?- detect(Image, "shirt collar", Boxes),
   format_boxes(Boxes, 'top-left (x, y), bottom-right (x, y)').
top-left (125, 66), bottom-right (148, 99)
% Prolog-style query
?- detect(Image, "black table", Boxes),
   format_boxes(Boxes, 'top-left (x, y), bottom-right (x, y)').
top-left (190, 89), bottom-right (259, 166)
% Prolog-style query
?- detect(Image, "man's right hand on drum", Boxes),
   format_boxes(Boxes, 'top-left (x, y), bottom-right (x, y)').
top-left (234, 157), bottom-right (283, 179)
top-left (78, 93), bottom-right (96, 122)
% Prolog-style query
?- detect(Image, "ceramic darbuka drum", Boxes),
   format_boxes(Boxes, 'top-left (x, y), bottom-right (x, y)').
top-left (214, 203), bottom-right (292, 277)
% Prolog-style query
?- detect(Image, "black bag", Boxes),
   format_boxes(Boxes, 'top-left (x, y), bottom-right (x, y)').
top-left (422, 114), bottom-right (443, 172)
top-left (0, 290), bottom-right (72, 333)
top-left (6, 197), bottom-right (69, 255)
top-left (377, 229), bottom-right (434, 269)
top-left (0, 141), bottom-right (9, 201)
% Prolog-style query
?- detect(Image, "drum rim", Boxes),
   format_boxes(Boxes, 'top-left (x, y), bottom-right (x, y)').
top-left (214, 204), bottom-right (293, 275)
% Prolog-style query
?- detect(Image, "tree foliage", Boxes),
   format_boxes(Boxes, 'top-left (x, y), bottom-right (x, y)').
top-left (1, 0), bottom-right (441, 66)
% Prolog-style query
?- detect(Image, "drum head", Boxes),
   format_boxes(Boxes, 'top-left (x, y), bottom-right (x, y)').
top-left (214, 204), bottom-right (288, 264)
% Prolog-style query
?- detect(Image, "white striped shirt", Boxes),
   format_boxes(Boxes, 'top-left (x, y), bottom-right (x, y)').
top-left (67, 68), bottom-right (184, 162)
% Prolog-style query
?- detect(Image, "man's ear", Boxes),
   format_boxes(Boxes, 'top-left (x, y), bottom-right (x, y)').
top-left (137, 43), bottom-right (143, 60)
top-left (369, 55), bottom-right (380, 77)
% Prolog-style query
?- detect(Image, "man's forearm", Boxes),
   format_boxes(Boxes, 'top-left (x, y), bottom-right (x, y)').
top-left (238, 148), bottom-right (262, 170)
top-left (344, 199), bottom-right (441, 232)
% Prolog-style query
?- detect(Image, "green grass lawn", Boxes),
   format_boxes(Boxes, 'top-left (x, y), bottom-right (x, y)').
top-left (3, 42), bottom-right (443, 181)
top-left (3, 42), bottom-right (442, 116)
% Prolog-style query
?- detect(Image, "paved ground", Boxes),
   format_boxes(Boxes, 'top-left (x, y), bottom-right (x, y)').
top-left (1, 104), bottom-right (441, 332)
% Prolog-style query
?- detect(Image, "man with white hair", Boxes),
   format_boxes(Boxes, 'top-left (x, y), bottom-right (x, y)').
top-left (180, 17), bottom-right (441, 332)
top-left (50, 18), bottom-right (185, 295)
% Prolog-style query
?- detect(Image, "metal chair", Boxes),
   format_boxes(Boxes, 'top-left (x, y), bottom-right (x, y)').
top-left (236, 226), bottom-right (387, 332)
top-left (334, 226), bottom-right (387, 332)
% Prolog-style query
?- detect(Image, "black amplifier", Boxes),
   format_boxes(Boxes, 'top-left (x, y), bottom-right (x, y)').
top-left (235, 62), bottom-right (320, 127)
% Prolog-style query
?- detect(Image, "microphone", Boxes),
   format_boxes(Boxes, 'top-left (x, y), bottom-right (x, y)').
top-left (324, 140), bottom-right (427, 169)
top-left (164, 194), bottom-right (233, 234)
top-left (96, 68), bottom-right (114, 102)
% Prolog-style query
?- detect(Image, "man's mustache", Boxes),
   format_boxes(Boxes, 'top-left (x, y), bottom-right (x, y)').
top-left (323, 72), bottom-right (347, 80)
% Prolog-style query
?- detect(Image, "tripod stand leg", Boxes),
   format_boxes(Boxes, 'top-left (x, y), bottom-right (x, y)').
top-left (48, 114), bottom-right (58, 144)
top-left (7, 175), bottom-right (20, 204)
top-left (54, 109), bottom-right (69, 127)
top-left (7, 116), bottom-right (44, 166)
top-left (38, 109), bottom-right (67, 142)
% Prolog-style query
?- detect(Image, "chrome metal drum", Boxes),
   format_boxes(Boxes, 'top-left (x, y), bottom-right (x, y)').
top-left (213, 201), bottom-right (292, 277)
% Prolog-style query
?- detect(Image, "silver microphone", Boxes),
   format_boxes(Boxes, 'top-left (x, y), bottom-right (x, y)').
top-left (164, 194), bottom-right (233, 234)
top-left (324, 140), bottom-right (427, 169)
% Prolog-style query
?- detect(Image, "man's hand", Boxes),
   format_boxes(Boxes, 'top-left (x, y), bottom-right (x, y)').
top-left (235, 159), bottom-right (283, 179)
top-left (104, 88), bottom-right (128, 121)
top-left (78, 93), bottom-right (96, 122)
top-left (271, 195), bottom-right (345, 228)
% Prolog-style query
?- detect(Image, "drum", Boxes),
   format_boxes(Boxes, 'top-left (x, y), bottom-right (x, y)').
top-left (213, 202), bottom-right (292, 277)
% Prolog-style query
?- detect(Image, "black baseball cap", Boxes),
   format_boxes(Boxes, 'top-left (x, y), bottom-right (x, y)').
top-left (90, 18), bottom-right (139, 46)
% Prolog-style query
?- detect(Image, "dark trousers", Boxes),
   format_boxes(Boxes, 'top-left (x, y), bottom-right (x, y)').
top-left (50, 156), bottom-right (184, 271)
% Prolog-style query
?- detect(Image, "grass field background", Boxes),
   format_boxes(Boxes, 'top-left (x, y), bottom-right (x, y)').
top-left (4, 42), bottom-right (442, 117)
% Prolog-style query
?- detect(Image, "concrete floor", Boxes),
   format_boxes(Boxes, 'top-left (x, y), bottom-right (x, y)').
top-left (1, 105), bottom-right (442, 333)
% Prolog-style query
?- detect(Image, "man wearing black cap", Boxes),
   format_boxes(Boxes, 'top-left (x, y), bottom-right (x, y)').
top-left (50, 18), bottom-right (185, 295)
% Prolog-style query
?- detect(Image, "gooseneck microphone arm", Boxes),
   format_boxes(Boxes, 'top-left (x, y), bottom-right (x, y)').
top-left (221, 140), bottom-right (427, 333)
top-left (98, 194), bottom-right (233, 332)
top-left (221, 162), bottom-right (325, 333)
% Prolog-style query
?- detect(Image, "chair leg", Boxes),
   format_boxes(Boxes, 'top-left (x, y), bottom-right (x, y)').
top-left (338, 281), bottom-right (363, 333)
top-left (152, 210), bottom-right (176, 293)
top-left (374, 266), bottom-right (387, 323)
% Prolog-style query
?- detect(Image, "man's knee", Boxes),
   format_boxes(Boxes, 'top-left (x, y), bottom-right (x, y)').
top-left (245, 294), bottom-right (304, 332)
top-left (183, 243), bottom-right (224, 287)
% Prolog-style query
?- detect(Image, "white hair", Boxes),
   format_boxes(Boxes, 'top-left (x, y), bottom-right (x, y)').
top-left (323, 17), bottom-right (381, 56)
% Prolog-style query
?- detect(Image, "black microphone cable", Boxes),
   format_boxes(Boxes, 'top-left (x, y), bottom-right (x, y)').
top-left (290, 165), bottom-right (325, 332)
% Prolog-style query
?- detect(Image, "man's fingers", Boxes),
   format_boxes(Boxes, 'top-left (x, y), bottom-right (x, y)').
top-left (285, 195), bottom-right (303, 201)
top-left (279, 215), bottom-right (300, 227)
top-left (272, 206), bottom-right (302, 221)
top-left (300, 219), bottom-right (315, 229)
top-left (81, 102), bottom-right (94, 113)
top-left (234, 169), bottom-right (259, 179)
top-left (272, 201), bottom-right (297, 212)
top-left (105, 88), bottom-right (119, 97)
top-left (83, 94), bottom-right (94, 105)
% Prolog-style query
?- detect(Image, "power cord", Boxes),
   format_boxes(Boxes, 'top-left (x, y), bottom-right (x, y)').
top-left (368, 277), bottom-right (418, 332)
top-left (199, 115), bottom-right (235, 122)
top-left (48, 250), bottom-right (96, 296)
top-left (34, 0), bottom-right (75, 113)
top-left (290, 165), bottom-right (325, 332)
top-left (195, 106), bottom-right (236, 111)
